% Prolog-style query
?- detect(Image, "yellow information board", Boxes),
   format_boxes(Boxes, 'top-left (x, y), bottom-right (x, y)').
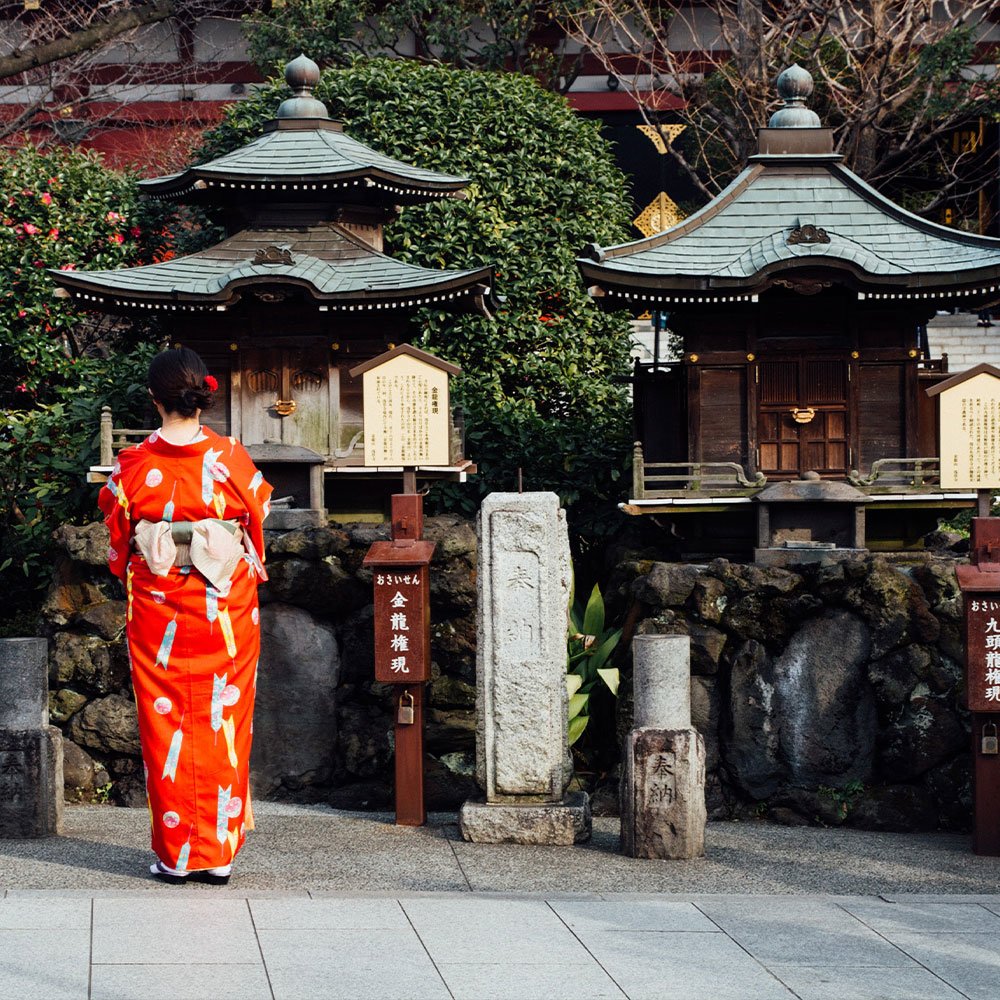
top-left (931, 366), bottom-right (1000, 490)
top-left (351, 346), bottom-right (457, 466)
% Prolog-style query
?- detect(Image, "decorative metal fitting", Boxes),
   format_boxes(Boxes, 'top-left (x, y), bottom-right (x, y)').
top-left (790, 407), bottom-right (816, 424)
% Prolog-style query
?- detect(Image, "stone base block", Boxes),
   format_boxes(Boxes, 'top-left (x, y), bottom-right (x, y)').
top-left (264, 508), bottom-right (327, 531)
top-left (0, 726), bottom-right (64, 838)
top-left (621, 727), bottom-right (705, 860)
top-left (459, 790), bottom-right (591, 845)
top-left (754, 547), bottom-right (867, 568)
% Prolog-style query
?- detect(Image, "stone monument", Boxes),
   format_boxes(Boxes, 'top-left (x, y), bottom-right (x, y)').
top-left (0, 638), bottom-right (63, 838)
top-left (459, 492), bottom-right (591, 845)
top-left (621, 634), bottom-right (705, 859)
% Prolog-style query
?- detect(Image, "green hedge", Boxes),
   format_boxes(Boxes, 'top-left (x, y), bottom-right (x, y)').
top-left (199, 58), bottom-right (635, 539)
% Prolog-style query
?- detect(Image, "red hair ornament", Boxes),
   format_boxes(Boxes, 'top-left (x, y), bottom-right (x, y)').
top-left (204, 375), bottom-right (219, 391)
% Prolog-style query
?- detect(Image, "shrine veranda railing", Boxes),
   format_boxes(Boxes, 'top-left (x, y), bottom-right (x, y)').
top-left (631, 442), bottom-right (947, 500)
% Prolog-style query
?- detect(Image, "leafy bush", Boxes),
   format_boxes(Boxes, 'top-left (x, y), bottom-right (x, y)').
top-left (198, 58), bottom-right (635, 540)
top-left (0, 144), bottom-right (172, 616)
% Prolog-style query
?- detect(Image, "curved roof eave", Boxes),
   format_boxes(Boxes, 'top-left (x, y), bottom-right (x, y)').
top-left (50, 260), bottom-right (495, 312)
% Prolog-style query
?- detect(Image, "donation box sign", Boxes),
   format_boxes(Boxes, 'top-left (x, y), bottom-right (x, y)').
top-left (364, 539), bottom-right (434, 684)
top-left (963, 590), bottom-right (1000, 712)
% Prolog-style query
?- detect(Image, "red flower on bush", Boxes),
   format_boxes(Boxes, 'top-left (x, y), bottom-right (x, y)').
top-left (22, 222), bottom-right (39, 235)
top-left (109, 233), bottom-right (124, 245)
top-left (40, 193), bottom-right (52, 206)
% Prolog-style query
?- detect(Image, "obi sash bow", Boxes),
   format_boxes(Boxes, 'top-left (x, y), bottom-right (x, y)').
top-left (133, 518), bottom-right (267, 593)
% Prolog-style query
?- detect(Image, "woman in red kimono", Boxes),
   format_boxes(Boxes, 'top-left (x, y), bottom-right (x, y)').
top-left (98, 348), bottom-right (272, 884)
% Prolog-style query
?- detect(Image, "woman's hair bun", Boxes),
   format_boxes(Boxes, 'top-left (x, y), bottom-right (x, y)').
top-left (148, 347), bottom-right (215, 419)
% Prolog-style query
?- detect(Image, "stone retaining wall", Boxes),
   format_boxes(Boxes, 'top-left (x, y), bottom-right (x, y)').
top-left (41, 518), bottom-right (973, 832)
top-left (40, 518), bottom-right (478, 810)
top-left (606, 549), bottom-right (972, 831)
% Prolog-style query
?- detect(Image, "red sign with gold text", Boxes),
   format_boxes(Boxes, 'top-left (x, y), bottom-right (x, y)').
top-left (364, 540), bottom-right (434, 684)
top-left (965, 594), bottom-right (1000, 712)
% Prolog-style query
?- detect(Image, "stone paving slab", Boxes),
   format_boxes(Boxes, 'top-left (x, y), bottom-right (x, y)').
top-left (0, 927), bottom-right (90, 1000)
top-left (768, 964), bottom-right (966, 1000)
top-left (90, 963), bottom-right (273, 1000)
top-left (0, 892), bottom-right (997, 998)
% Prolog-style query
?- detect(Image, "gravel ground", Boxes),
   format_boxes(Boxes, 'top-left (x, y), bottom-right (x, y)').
top-left (2, 804), bottom-right (999, 894)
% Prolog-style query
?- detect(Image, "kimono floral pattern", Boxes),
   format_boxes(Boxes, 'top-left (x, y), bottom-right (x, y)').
top-left (98, 427), bottom-right (273, 871)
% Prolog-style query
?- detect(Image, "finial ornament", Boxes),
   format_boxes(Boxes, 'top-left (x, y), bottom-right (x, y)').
top-left (277, 54), bottom-right (329, 120)
top-left (768, 64), bottom-right (821, 129)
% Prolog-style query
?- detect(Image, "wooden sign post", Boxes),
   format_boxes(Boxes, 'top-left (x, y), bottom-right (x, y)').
top-left (353, 346), bottom-right (460, 826)
top-left (928, 364), bottom-right (1000, 855)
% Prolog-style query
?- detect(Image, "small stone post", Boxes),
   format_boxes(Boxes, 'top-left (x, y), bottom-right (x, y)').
top-left (459, 492), bottom-right (591, 845)
top-left (0, 638), bottom-right (64, 838)
top-left (621, 635), bottom-right (706, 859)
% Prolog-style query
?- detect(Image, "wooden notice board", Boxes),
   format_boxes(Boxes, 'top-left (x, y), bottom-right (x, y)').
top-left (350, 345), bottom-right (460, 467)
top-left (927, 364), bottom-right (1000, 490)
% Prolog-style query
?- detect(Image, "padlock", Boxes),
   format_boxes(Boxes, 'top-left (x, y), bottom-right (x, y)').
top-left (397, 691), bottom-right (415, 725)
top-left (982, 723), bottom-right (999, 755)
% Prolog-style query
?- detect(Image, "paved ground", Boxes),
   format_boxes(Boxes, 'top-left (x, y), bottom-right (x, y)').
top-left (2, 804), bottom-right (1000, 999)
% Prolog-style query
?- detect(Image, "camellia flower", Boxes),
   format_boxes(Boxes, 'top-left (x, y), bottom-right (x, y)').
top-left (48, 228), bottom-right (59, 240)
top-left (59, 263), bottom-right (76, 271)
top-left (14, 383), bottom-right (27, 393)
top-left (106, 210), bottom-right (122, 223)
top-left (110, 233), bottom-right (124, 245)
top-left (17, 309), bottom-right (26, 318)
top-left (40, 193), bottom-right (52, 206)
top-left (130, 226), bottom-right (141, 238)
top-left (22, 222), bottom-right (39, 235)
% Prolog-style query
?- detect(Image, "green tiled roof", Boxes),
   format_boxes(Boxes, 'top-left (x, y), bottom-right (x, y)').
top-left (138, 121), bottom-right (467, 204)
top-left (580, 155), bottom-right (1000, 297)
top-left (51, 224), bottom-right (492, 309)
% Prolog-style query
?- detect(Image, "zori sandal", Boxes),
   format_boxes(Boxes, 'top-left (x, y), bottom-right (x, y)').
top-left (191, 864), bottom-right (232, 886)
top-left (150, 860), bottom-right (190, 884)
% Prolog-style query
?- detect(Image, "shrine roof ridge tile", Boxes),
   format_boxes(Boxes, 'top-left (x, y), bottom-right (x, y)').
top-left (582, 156), bottom-right (1000, 293)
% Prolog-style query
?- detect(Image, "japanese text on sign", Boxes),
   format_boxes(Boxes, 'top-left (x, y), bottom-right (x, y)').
top-left (372, 569), bottom-right (430, 683)
top-left (937, 373), bottom-right (1000, 489)
top-left (966, 600), bottom-right (1000, 709)
top-left (361, 354), bottom-right (451, 466)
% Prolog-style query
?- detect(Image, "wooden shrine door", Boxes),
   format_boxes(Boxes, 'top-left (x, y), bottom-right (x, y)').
top-left (238, 345), bottom-right (331, 454)
top-left (757, 357), bottom-right (850, 478)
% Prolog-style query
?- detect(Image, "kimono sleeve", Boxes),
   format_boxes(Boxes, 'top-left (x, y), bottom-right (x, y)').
top-left (231, 443), bottom-right (274, 562)
top-left (97, 470), bottom-right (131, 580)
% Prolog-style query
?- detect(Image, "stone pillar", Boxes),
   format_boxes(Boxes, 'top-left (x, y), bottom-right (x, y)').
top-left (632, 634), bottom-right (691, 729)
top-left (0, 638), bottom-right (63, 838)
top-left (459, 492), bottom-right (591, 845)
top-left (620, 634), bottom-right (705, 859)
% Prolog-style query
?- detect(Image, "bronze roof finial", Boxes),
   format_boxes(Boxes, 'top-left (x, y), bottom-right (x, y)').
top-left (768, 64), bottom-right (821, 129)
top-left (277, 54), bottom-right (329, 120)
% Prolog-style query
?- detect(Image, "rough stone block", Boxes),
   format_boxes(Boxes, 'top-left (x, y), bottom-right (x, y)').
top-left (459, 790), bottom-right (591, 845)
top-left (632, 634), bottom-right (691, 729)
top-left (0, 726), bottom-right (64, 838)
top-left (252, 603), bottom-right (339, 796)
top-left (620, 728), bottom-right (706, 860)
top-left (264, 508), bottom-right (326, 531)
top-left (0, 638), bottom-right (49, 730)
top-left (475, 492), bottom-right (571, 801)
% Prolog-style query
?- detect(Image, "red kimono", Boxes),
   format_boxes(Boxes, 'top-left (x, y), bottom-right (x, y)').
top-left (98, 427), bottom-right (273, 872)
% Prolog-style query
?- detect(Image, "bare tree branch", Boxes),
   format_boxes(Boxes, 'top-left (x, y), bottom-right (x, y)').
top-left (0, 1), bottom-right (176, 80)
